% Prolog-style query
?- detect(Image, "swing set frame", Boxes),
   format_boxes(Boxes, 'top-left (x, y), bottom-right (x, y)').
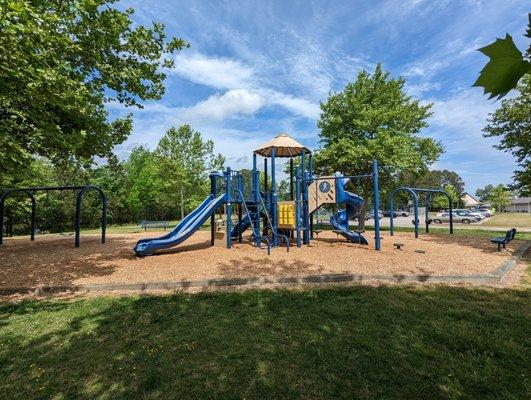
top-left (0, 185), bottom-right (107, 247)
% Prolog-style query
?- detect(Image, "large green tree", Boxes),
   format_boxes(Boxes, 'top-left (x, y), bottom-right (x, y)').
top-left (0, 0), bottom-right (187, 181)
top-left (316, 64), bottom-right (443, 227)
top-left (155, 125), bottom-right (225, 219)
top-left (123, 147), bottom-right (164, 221)
top-left (400, 169), bottom-right (465, 194)
top-left (483, 76), bottom-right (531, 195)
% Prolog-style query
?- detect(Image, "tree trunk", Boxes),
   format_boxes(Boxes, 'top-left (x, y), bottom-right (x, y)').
top-left (356, 183), bottom-right (373, 232)
top-left (357, 202), bottom-right (367, 231)
top-left (180, 186), bottom-right (184, 220)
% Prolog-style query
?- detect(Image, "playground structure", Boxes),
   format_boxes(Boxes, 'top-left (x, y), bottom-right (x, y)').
top-left (389, 187), bottom-right (454, 238)
top-left (0, 185), bottom-right (107, 247)
top-left (134, 134), bottom-right (381, 256)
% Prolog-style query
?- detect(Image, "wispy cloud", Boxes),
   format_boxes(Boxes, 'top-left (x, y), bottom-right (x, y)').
top-left (170, 53), bottom-right (256, 90)
top-left (114, 0), bottom-right (528, 193)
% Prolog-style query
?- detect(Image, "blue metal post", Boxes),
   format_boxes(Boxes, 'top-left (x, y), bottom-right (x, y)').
top-left (301, 151), bottom-right (309, 244)
top-left (271, 148), bottom-right (278, 246)
top-left (295, 166), bottom-right (301, 247)
top-left (225, 168), bottom-right (232, 249)
top-left (425, 194), bottom-right (430, 234)
top-left (372, 160), bottom-right (381, 251)
top-left (413, 194), bottom-right (419, 238)
top-left (252, 154), bottom-right (261, 246)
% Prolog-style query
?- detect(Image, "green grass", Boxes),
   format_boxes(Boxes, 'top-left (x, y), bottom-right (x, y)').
top-left (482, 212), bottom-right (531, 228)
top-left (1, 286), bottom-right (530, 399)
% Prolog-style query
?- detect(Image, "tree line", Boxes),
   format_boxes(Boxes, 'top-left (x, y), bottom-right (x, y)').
top-left (1, 125), bottom-right (223, 235)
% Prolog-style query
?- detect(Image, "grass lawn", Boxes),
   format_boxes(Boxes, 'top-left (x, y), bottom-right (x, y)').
top-left (1, 285), bottom-right (530, 399)
top-left (482, 212), bottom-right (531, 228)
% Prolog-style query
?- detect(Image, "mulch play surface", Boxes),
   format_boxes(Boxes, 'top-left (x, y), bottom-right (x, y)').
top-left (0, 231), bottom-right (524, 291)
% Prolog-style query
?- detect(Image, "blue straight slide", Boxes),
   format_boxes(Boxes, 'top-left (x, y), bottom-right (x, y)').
top-left (134, 193), bottom-right (226, 256)
top-left (330, 176), bottom-right (368, 245)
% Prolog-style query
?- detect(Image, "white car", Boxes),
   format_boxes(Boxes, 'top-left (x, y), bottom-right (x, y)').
top-left (455, 209), bottom-right (485, 220)
top-left (433, 212), bottom-right (477, 224)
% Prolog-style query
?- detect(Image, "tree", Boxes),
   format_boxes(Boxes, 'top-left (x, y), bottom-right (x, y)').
top-left (400, 169), bottom-right (465, 194)
top-left (0, 0), bottom-right (187, 179)
top-left (487, 184), bottom-right (511, 212)
top-left (474, 14), bottom-right (531, 99)
top-left (124, 147), bottom-right (164, 220)
top-left (475, 184), bottom-right (495, 202)
top-left (482, 75), bottom-right (531, 195)
top-left (155, 125), bottom-right (225, 219)
top-left (91, 155), bottom-right (130, 225)
top-left (431, 185), bottom-right (459, 210)
top-left (316, 64), bottom-right (443, 228)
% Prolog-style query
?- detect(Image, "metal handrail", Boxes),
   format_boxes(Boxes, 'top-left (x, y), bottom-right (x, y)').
top-left (256, 191), bottom-right (289, 252)
top-left (235, 189), bottom-right (271, 254)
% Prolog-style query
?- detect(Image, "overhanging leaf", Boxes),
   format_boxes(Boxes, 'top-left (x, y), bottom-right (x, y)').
top-left (473, 34), bottom-right (531, 99)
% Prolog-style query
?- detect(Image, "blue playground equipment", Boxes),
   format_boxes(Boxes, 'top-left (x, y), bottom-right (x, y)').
top-left (134, 133), bottom-right (381, 255)
top-left (389, 187), bottom-right (454, 238)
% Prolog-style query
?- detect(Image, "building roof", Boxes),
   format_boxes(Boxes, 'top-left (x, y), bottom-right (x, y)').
top-left (254, 133), bottom-right (311, 158)
top-left (461, 192), bottom-right (480, 204)
top-left (510, 197), bottom-right (531, 204)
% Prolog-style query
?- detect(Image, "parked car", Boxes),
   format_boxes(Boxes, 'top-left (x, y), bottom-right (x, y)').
top-left (455, 209), bottom-right (484, 220)
top-left (365, 210), bottom-right (383, 220)
top-left (433, 212), bottom-right (477, 224)
top-left (383, 209), bottom-right (409, 217)
top-left (382, 210), bottom-right (399, 217)
top-left (476, 207), bottom-right (494, 217)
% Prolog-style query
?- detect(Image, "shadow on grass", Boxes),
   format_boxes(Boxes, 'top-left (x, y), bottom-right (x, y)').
top-left (0, 285), bottom-right (529, 399)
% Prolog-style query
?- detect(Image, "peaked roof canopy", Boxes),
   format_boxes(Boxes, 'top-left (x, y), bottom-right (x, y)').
top-left (254, 133), bottom-right (311, 158)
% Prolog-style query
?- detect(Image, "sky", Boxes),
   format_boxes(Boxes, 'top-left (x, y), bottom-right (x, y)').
top-left (110, 0), bottom-right (530, 195)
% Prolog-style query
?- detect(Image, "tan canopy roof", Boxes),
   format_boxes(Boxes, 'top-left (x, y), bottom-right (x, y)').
top-left (254, 133), bottom-right (311, 158)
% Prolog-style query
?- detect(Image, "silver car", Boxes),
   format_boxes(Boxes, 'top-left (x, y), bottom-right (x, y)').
top-left (454, 209), bottom-right (484, 220)
top-left (433, 212), bottom-right (477, 224)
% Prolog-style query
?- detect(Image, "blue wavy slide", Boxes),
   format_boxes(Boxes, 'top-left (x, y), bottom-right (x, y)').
top-left (134, 193), bottom-right (226, 256)
top-left (329, 176), bottom-right (368, 245)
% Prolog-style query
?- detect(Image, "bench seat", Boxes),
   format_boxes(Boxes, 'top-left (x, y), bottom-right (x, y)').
top-left (490, 228), bottom-right (516, 251)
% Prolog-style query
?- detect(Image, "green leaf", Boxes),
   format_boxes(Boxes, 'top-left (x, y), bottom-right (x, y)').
top-left (473, 34), bottom-right (531, 99)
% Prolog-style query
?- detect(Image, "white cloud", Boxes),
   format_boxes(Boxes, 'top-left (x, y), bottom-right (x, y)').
top-left (167, 52), bottom-right (321, 120)
top-left (268, 91), bottom-right (321, 120)
top-left (181, 89), bottom-right (265, 120)
top-left (171, 53), bottom-right (256, 89)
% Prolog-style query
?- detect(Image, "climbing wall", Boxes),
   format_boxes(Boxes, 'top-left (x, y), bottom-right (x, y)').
top-left (308, 177), bottom-right (336, 214)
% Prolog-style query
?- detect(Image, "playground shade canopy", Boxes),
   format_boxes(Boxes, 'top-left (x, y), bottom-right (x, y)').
top-left (254, 133), bottom-right (310, 157)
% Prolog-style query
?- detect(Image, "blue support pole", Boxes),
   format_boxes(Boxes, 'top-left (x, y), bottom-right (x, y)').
top-left (301, 151), bottom-right (309, 244)
top-left (372, 159), bottom-right (381, 251)
top-left (252, 153), bottom-right (261, 246)
top-left (271, 148), bottom-right (278, 246)
top-left (425, 194), bottom-right (430, 234)
top-left (225, 167), bottom-right (232, 249)
top-left (295, 166), bottom-right (301, 248)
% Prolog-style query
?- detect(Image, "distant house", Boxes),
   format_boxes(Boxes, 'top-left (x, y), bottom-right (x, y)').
top-left (505, 197), bottom-right (531, 212)
top-left (461, 192), bottom-right (480, 208)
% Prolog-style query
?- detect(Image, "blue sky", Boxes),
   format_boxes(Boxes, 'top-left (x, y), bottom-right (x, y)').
top-left (110, 0), bottom-right (529, 194)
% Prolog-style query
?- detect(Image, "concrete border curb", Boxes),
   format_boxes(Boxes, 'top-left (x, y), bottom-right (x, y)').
top-left (1, 241), bottom-right (529, 296)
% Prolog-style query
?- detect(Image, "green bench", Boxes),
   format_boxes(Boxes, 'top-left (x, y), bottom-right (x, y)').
top-left (138, 220), bottom-right (170, 231)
